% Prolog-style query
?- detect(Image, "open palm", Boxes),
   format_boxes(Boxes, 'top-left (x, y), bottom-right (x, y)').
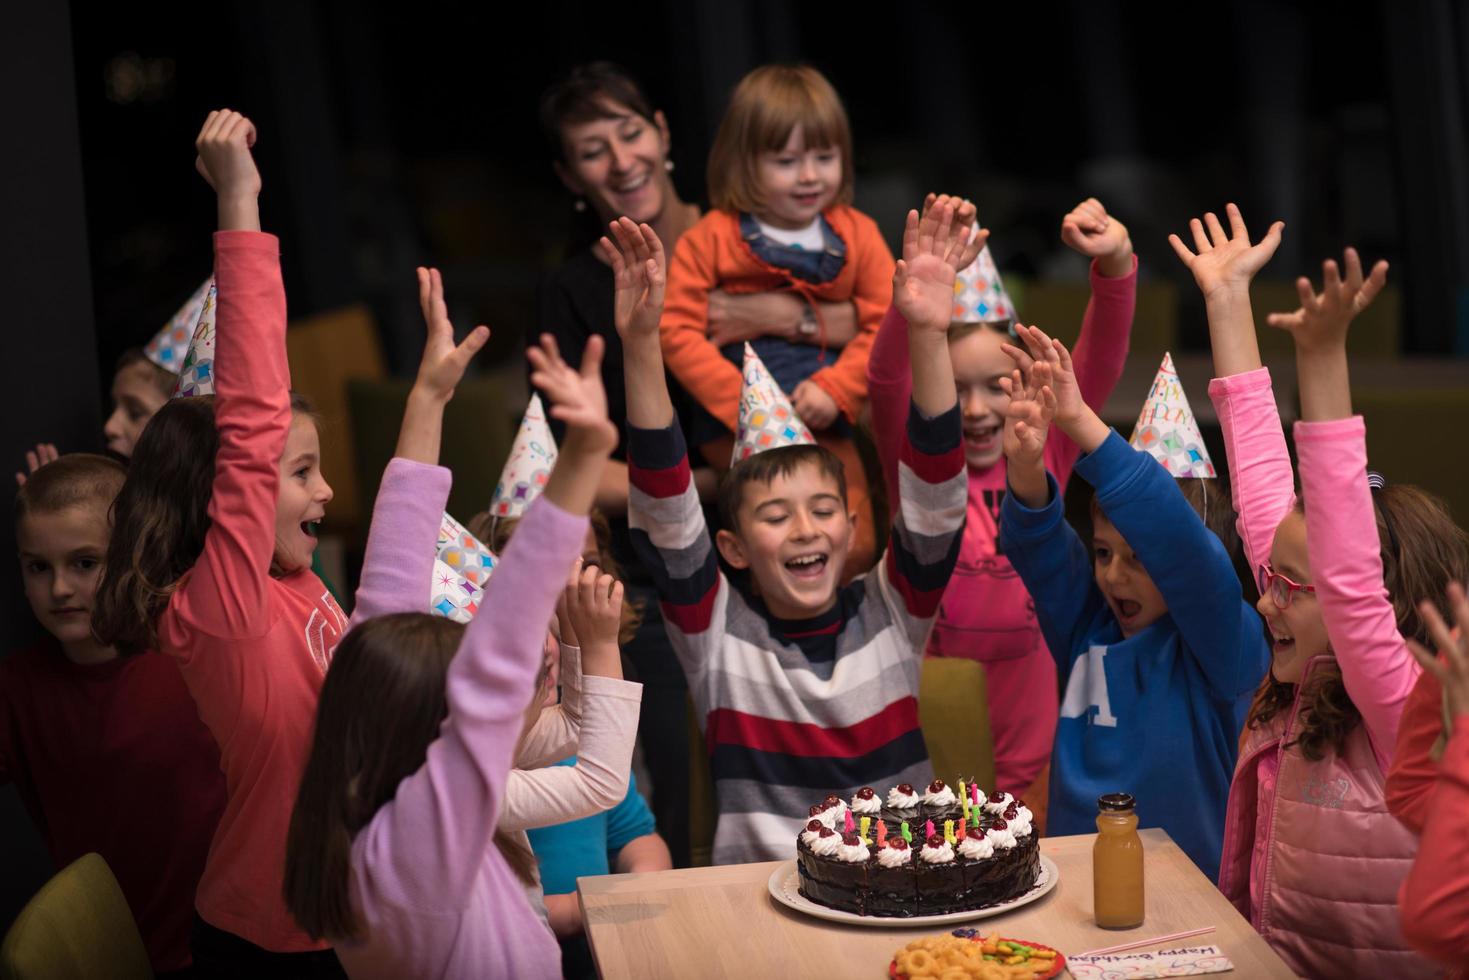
top-left (1168, 203), bottom-right (1283, 299)
top-left (893, 195), bottom-right (987, 331)
top-left (1265, 248), bottom-right (1388, 354)
top-left (599, 217), bottom-right (666, 341)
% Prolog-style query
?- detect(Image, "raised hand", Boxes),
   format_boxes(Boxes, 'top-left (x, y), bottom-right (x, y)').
top-left (1265, 247), bottom-right (1388, 355)
top-left (599, 217), bottom-right (666, 341)
top-left (893, 194), bottom-right (988, 332)
top-left (527, 333), bottom-right (618, 453)
top-left (1409, 583), bottom-right (1469, 720)
top-left (413, 267), bottom-right (490, 402)
top-left (1003, 325), bottom-right (1082, 426)
top-left (1001, 363), bottom-right (1056, 470)
top-left (1061, 197), bottom-right (1133, 277)
top-left (195, 109), bottom-right (261, 231)
top-left (14, 442), bottom-right (59, 487)
top-left (1168, 203), bottom-right (1283, 300)
top-left (792, 380), bottom-right (839, 430)
top-left (563, 561), bottom-right (625, 677)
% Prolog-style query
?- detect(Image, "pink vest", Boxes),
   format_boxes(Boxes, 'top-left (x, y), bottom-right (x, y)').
top-left (1219, 658), bottom-right (1441, 978)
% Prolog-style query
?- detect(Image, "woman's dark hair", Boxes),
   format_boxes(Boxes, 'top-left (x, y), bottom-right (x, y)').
top-left (92, 391), bottom-right (318, 656)
top-left (284, 612), bottom-right (541, 939)
top-left (1248, 483), bottom-right (1469, 760)
top-left (538, 61), bottom-right (658, 163)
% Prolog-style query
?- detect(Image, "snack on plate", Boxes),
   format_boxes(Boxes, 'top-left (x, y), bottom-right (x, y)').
top-left (797, 780), bottom-right (1041, 916)
top-left (890, 930), bottom-right (1064, 979)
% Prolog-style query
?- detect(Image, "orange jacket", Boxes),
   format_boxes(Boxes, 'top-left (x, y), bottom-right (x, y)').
top-left (659, 205), bottom-right (895, 431)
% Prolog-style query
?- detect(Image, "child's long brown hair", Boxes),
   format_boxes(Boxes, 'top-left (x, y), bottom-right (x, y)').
top-left (283, 612), bottom-right (540, 940)
top-left (91, 392), bottom-right (316, 655)
top-left (1248, 484), bottom-right (1469, 760)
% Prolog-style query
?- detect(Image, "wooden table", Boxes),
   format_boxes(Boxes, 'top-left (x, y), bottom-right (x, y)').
top-left (580, 829), bottom-right (1295, 978)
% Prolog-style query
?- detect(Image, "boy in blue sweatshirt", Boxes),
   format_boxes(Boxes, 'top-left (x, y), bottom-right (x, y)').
top-left (996, 326), bottom-right (1269, 881)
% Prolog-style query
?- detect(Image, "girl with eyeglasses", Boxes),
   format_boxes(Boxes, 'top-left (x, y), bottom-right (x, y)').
top-left (1174, 204), bottom-right (1469, 978)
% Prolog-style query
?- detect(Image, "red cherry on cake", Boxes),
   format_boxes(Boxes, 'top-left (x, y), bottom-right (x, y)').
top-left (896, 783), bottom-right (914, 795)
top-left (809, 804), bottom-right (827, 817)
top-left (990, 818), bottom-right (1008, 831)
top-left (817, 826), bottom-right (836, 838)
top-left (926, 834), bottom-right (945, 848)
top-left (889, 838), bottom-right (910, 850)
top-left (806, 819), bottom-right (823, 833)
top-left (856, 786), bottom-right (876, 800)
top-left (927, 778), bottom-right (946, 793)
top-left (1004, 806), bottom-right (1018, 820)
top-left (842, 833), bottom-right (860, 846)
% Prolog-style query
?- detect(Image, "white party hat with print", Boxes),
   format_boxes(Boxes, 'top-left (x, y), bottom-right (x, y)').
top-left (732, 343), bottom-right (816, 465)
top-left (951, 245), bottom-right (1015, 325)
top-left (1128, 352), bottom-right (1216, 478)
top-left (430, 557), bottom-right (484, 624)
top-left (170, 281), bottom-right (219, 397)
top-left (437, 511), bottom-right (497, 589)
top-left (489, 394), bottom-right (558, 519)
top-left (144, 277), bottom-right (213, 375)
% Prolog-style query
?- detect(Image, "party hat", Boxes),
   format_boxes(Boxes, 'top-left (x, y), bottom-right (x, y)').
top-left (170, 281), bottom-right (219, 398)
top-left (1129, 352), bottom-right (1216, 478)
top-left (144, 277), bottom-right (213, 374)
top-left (951, 245), bottom-right (1015, 325)
top-left (437, 512), bottom-right (497, 589)
top-left (489, 394), bottom-right (558, 519)
top-left (430, 557), bottom-right (484, 624)
top-left (732, 343), bottom-right (816, 465)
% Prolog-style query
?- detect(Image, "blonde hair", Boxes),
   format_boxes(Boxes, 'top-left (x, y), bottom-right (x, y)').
top-left (706, 64), bottom-right (854, 214)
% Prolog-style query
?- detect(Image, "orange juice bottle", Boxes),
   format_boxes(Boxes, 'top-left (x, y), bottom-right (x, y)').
top-left (1093, 792), bottom-right (1144, 929)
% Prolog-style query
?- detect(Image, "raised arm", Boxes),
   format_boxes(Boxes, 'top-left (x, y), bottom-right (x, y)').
top-left (355, 333), bottom-right (614, 907)
top-left (1172, 203), bottom-right (1294, 572)
top-left (657, 218), bottom-right (742, 430)
top-left (1280, 248), bottom-right (1409, 763)
top-left (609, 218), bottom-right (727, 671)
top-left (167, 110), bottom-right (292, 641)
top-left (350, 268), bottom-right (489, 627)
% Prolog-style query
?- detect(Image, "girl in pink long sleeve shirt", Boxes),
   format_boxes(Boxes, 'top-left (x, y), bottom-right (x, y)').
top-left (867, 197), bottom-right (1135, 798)
top-left (1176, 207), bottom-right (1466, 976)
top-left (91, 113), bottom-right (347, 970)
top-left (283, 268), bottom-right (625, 978)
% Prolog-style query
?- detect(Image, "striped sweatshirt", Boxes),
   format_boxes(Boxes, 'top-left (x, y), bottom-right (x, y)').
top-left (627, 400), bottom-right (966, 864)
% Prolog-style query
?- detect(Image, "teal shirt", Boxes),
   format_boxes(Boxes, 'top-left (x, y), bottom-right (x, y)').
top-left (525, 758), bottom-right (657, 894)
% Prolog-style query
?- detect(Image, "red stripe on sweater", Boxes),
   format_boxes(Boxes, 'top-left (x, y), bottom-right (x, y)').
top-left (705, 697), bottom-right (921, 759)
top-left (899, 443), bottom-right (964, 487)
top-left (628, 459), bottom-right (690, 499)
top-left (662, 584), bottom-right (719, 634)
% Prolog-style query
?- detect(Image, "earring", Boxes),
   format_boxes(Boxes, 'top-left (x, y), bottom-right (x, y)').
top-left (573, 198), bottom-right (587, 213)
top-left (664, 159), bottom-right (675, 173)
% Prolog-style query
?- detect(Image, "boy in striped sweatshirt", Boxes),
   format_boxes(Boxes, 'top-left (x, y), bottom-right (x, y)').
top-left (604, 198), bottom-right (976, 863)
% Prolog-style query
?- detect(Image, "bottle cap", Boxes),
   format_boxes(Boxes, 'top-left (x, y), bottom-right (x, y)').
top-left (1097, 792), bottom-right (1136, 812)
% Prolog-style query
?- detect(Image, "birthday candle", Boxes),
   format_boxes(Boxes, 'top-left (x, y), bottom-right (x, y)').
top-left (970, 783), bottom-right (980, 806)
top-left (843, 809), bottom-right (854, 834)
top-left (876, 820), bottom-right (888, 845)
top-left (859, 816), bottom-right (871, 844)
top-left (956, 819), bottom-right (967, 842)
top-left (959, 779), bottom-right (969, 822)
top-left (970, 811), bottom-right (981, 830)
top-left (901, 821), bottom-right (912, 843)
top-left (925, 819), bottom-right (935, 840)
top-left (944, 819), bottom-right (955, 844)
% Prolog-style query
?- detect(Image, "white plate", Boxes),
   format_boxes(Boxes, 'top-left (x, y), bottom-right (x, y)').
top-left (766, 854), bottom-right (1059, 928)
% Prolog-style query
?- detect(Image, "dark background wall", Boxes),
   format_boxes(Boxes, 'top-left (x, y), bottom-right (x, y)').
top-left (5, 0), bottom-right (1468, 927)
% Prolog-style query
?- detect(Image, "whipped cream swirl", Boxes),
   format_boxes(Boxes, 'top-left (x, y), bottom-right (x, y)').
top-left (877, 842), bottom-right (913, 867)
top-left (957, 835), bottom-right (994, 860)
top-left (886, 784), bottom-right (921, 809)
top-left (920, 839), bottom-right (956, 864)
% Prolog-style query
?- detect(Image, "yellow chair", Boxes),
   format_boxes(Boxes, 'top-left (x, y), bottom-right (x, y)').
top-left (1, 853), bottom-right (152, 980)
top-left (920, 657), bottom-right (996, 794)
top-left (1251, 282), bottom-right (1401, 358)
top-left (286, 304), bottom-right (390, 535)
top-left (1353, 384), bottom-right (1469, 526)
top-left (686, 697), bottom-right (717, 868)
top-left (1010, 277), bottom-right (1178, 354)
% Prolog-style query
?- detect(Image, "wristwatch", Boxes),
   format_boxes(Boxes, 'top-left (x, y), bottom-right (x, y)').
top-left (798, 305), bottom-right (819, 338)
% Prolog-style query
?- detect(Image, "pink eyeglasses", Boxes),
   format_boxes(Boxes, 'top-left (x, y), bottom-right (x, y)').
top-left (1257, 564), bottom-right (1316, 609)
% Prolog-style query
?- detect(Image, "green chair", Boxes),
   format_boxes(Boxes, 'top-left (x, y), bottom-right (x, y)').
top-left (1, 854), bottom-right (152, 980)
top-left (347, 377), bottom-right (512, 528)
top-left (920, 657), bottom-right (996, 795)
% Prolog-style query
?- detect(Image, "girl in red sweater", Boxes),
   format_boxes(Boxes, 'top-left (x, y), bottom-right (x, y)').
top-left (92, 110), bottom-right (346, 977)
top-left (658, 64), bottom-right (892, 574)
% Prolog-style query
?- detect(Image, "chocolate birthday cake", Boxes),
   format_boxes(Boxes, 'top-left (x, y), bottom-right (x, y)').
top-left (795, 780), bottom-right (1041, 917)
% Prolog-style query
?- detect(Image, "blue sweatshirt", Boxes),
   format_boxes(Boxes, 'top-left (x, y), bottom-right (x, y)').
top-left (999, 430), bottom-right (1269, 881)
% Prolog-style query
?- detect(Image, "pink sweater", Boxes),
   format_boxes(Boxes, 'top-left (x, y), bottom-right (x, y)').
top-left (1400, 717), bottom-right (1469, 971)
top-left (1212, 369), bottom-right (1431, 976)
top-left (336, 457), bottom-right (589, 979)
top-left (157, 231), bottom-right (348, 952)
top-left (866, 256), bottom-right (1135, 793)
